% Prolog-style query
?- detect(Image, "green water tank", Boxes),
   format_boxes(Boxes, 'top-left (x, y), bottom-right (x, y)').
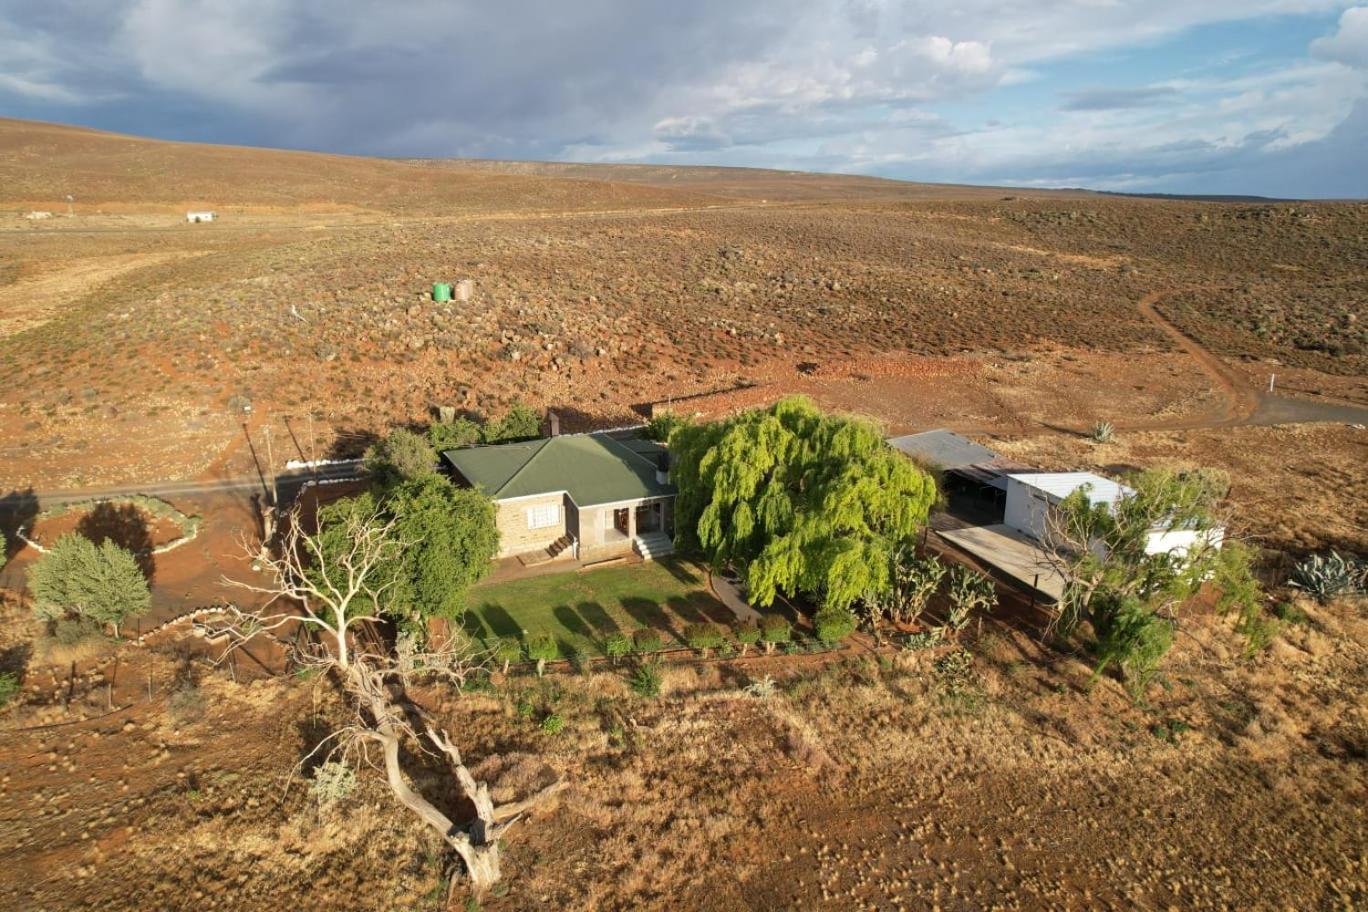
top-left (432, 282), bottom-right (452, 302)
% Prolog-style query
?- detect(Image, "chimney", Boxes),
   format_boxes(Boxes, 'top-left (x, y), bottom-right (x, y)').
top-left (656, 451), bottom-right (670, 485)
top-left (545, 410), bottom-right (560, 438)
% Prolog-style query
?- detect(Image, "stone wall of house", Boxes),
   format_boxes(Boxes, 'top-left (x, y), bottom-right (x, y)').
top-left (495, 493), bottom-right (569, 558)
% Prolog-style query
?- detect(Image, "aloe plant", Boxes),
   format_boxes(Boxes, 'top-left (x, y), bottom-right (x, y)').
top-left (1289, 551), bottom-right (1366, 604)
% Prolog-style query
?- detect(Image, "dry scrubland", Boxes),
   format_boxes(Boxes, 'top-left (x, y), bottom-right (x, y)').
top-left (1, 119), bottom-right (1364, 490)
top-left (1, 119), bottom-right (1366, 909)
top-left (0, 592), bottom-right (1364, 911)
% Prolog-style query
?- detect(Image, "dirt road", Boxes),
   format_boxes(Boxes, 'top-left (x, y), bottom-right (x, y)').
top-left (0, 252), bottom-right (201, 339)
top-left (1124, 289), bottom-right (1366, 432)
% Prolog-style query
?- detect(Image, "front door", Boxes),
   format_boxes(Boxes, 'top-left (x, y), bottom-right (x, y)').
top-left (613, 507), bottom-right (630, 537)
top-left (635, 502), bottom-right (660, 533)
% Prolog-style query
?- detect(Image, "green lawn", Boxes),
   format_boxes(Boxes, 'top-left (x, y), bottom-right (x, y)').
top-left (464, 557), bottom-right (736, 655)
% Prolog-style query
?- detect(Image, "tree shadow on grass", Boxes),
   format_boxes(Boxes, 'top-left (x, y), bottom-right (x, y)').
top-left (658, 556), bottom-right (702, 586)
top-left (76, 501), bottom-right (155, 583)
top-left (575, 600), bottom-right (622, 638)
top-left (621, 595), bottom-right (678, 644)
top-left (665, 594), bottom-right (712, 628)
top-left (553, 605), bottom-right (594, 642)
top-left (467, 601), bottom-right (522, 641)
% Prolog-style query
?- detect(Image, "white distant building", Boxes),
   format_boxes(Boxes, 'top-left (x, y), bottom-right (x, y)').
top-left (186, 211), bottom-right (216, 223)
top-left (23, 211), bottom-right (53, 220)
top-left (1004, 472), bottom-right (1224, 560)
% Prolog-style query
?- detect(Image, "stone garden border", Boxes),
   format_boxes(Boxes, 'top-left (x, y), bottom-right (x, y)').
top-left (17, 494), bottom-right (202, 556)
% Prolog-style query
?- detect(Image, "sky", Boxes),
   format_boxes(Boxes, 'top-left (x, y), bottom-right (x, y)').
top-left (2, 1), bottom-right (1367, 198)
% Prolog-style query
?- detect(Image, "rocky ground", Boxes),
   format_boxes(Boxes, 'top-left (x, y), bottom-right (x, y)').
top-left (0, 587), bottom-right (1363, 911)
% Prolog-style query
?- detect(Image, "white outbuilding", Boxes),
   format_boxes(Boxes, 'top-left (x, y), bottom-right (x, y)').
top-left (186, 211), bottom-right (216, 223)
top-left (1003, 471), bottom-right (1223, 560)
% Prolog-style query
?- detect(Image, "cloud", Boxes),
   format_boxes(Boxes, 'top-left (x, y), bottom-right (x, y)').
top-left (1312, 6), bottom-right (1368, 68)
top-left (1060, 86), bottom-right (1180, 111)
top-left (0, 0), bottom-right (1364, 195)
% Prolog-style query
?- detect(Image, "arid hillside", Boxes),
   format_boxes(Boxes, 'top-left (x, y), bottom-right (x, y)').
top-left (0, 118), bottom-right (1364, 516)
top-left (0, 118), bottom-right (722, 214)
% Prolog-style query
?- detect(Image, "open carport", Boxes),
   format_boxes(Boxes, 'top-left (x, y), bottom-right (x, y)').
top-left (938, 523), bottom-right (1067, 602)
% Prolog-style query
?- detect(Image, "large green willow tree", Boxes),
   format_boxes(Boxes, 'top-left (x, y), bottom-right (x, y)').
top-left (671, 397), bottom-right (937, 610)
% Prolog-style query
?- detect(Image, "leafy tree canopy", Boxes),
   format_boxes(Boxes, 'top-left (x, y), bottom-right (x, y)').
top-left (481, 402), bottom-right (542, 444)
top-left (428, 417), bottom-right (482, 453)
top-left (385, 476), bottom-right (499, 627)
top-left (364, 428), bottom-right (438, 489)
top-left (28, 533), bottom-right (151, 634)
top-left (1049, 467), bottom-right (1261, 698)
top-left (314, 477), bottom-right (499, 632)
top-left (671, 397), bottom-right (937, 610)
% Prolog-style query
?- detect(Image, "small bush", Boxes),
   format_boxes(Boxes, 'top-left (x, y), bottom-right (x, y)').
top-left (632, 628), bottom-right (663, 654)
top-left (813, 607), bottom-right (857, 644)
top-left (526, 634), bottom-right (558, 677)
top-left (604, 633), bottom-right (632, 662)
top-left (1273, 602), bottom-right (1310, 626)
top-left (492, 637), bottom-right (523, 673)
top-left (168, 683), bottom-right (206, 722)
top-left (569, 646), bottom-right (592, 675)
top-left (644, 411), bottom-right (691, 443)
top-left (683, 622), bottom-right (724, 654)
top-left (759, 616), bottom-right (792, 653)
top-left (630, 660), bottom-right (663, 698)
top-left (1090, 420), bottom-right (1115, 443)
top-left (735, 623), bottom-right (761, 655)
top-left (0, 672), bottom-right (19, 707)
top-left (53, 616), bottom-right (106, 647)
top-left (539, 713), bottom-right (565, 735)
top-left (310, 759), bottom-right (357, 810)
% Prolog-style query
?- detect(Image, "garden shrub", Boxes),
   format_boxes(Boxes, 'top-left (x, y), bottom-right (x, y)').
top-left (814, 606), bottom-right (857, 644)
top-left (735, 623), bottom-right (761, 655)
top-left (632, 628), bottom-right (663, 654)
top-left (526, 634), bottom-right (558, 677)
top-left (759, 616), bottom-right (792, 654)
top-left (683, 622), bottom-right (724, 654)
top-left (492, 636), bottom-right (522, 674)
top-left (604, 633), bottom-right (632, 662)
top-left (630, 660), bottom-right (663, 698)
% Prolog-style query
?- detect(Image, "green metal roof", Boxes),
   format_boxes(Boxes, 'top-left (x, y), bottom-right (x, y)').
top-left (443, 433), bottom-right (675, 506)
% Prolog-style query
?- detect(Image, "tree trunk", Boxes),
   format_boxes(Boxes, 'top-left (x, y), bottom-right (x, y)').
top-left (454, 842), bottom-right (501, 895)
top-left (536, 658), bottom-right (545, 678)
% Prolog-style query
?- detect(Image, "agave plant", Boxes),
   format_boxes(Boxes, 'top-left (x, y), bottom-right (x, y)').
top-left (1289, 551), bottom-right (1367, 604)
top-left (1090, 420), bottom-right (1116, 443)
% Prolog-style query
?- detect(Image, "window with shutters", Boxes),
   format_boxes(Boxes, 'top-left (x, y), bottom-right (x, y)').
top-left (527, 503), bottom-right (559, 530)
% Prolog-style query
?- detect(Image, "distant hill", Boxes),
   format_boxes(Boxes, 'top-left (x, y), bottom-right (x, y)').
top-left (1, 117), bottom-right (1090, 214)
top-left (0, 118), bottom-right (717, 214)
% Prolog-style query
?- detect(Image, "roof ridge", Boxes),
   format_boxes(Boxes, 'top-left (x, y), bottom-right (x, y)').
top-left (596, 432), bottom-right (661, 470)
top-left (486, 437), bottom-right (553, 496)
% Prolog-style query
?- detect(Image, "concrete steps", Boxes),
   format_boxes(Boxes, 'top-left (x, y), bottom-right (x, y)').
top-left (633, 532), bottom-right (674, 561)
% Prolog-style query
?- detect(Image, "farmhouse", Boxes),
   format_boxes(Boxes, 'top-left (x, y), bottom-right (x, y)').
top-left (443, 432), bottom-right (675, 565)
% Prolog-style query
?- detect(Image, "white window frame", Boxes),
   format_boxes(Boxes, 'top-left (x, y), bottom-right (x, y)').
top-left (527, 503), bottom-right (560, 530)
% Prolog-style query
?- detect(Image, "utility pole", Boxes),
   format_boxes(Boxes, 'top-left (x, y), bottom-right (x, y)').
top-left (263, 424), bottom-right (278, 507)
top-left (1268, 373), bottom-right (1276, 394)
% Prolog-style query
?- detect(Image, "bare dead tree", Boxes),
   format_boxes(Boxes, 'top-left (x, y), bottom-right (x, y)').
top-left (211, 502), bottom-right (565, 898)
top-left (221, 503), bottom-right (399, 668)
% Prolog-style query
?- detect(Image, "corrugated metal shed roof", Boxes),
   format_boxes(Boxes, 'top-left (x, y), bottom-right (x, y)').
top-left (1007, 472), bottom-right (1134, 505)
top-left (444, 433), bottom-right (675, 506)
top-left (888, 429), bottom-right (998, 469)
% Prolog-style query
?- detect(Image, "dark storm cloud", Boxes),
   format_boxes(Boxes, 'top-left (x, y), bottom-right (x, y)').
top-left (1060, 86), bottom-right (1180, 111)
top-left (0, 0), bottom-right (1364, 197)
